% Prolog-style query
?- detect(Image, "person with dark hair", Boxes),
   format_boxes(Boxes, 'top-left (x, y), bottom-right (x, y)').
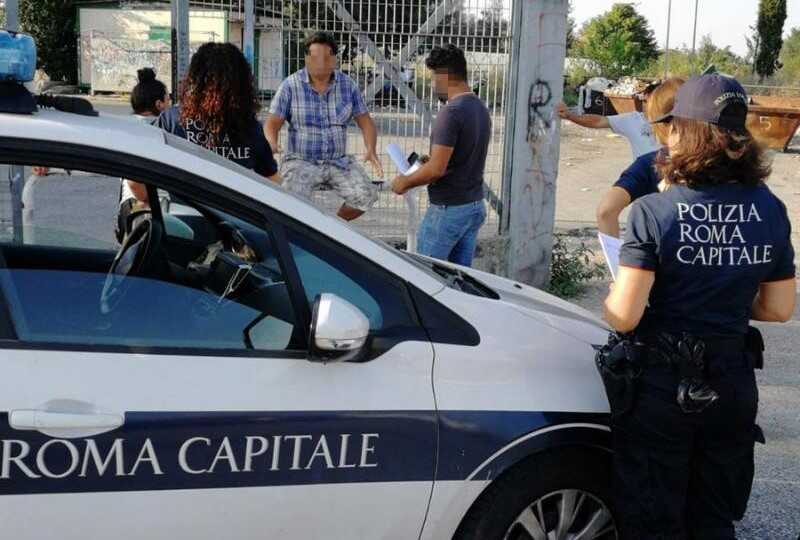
top-left (265, 31), bottom-right (381, 221)
top-left (391, 44), bottom-right (490, 267)
top-left (117, 68), bottom-right (171, 241)
top-left (603, 75), bottom-right (796, 538)
top-left (131, 67), bottom-right (169, 117)
top-left (158, 42), bottom-right (279, 182)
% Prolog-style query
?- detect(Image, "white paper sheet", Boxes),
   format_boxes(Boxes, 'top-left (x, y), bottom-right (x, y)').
top-left (387, 143), bottom-right (411, 174)
top-left (386, 143), bottom-right (421, 253)
top-left (598, 232), bottom-right (623, 280)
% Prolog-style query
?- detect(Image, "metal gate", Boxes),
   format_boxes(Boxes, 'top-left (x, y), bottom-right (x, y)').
top-left (194, 0), bottom-right (513, 241)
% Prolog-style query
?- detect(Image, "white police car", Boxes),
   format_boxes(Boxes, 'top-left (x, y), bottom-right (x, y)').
top-left (0, 30), bottom-right (615, 540)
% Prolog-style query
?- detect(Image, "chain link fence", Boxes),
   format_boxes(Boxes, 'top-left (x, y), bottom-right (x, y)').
top-left (60, 0), bottom-right (514, 242)
top-left (190, 0), bottom-right (513, 240)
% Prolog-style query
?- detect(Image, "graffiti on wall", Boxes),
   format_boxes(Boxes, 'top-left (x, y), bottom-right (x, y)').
top-left (89, 34), bottom-right (173, 93)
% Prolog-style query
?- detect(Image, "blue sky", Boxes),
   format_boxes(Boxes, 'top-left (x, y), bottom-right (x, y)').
top-left (572, 0), bottom-right (800, 57)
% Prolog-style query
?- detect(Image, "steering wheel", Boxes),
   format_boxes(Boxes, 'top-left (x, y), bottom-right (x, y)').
top-left (100, 216), bottom-right (164, 314)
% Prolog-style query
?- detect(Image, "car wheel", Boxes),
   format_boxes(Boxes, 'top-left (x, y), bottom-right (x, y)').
top-left (454, 448), bottom-right (618, 540)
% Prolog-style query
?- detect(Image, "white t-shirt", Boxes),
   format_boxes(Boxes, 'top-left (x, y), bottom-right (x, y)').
top-left (607, 111), bottom-right (661, 159)
top-left (121, 115), bottom-right (163, 204)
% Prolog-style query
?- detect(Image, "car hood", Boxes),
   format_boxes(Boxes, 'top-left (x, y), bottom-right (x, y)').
top-left (459, 266), bottom-right (610, 345)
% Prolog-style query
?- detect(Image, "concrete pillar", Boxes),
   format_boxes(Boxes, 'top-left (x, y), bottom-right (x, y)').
top-left (172, 0), bottom-right (190, 97)
top-left (244, 0), bottom-right (256, 69)
top-left (501, 0), bottom-right (568, 287)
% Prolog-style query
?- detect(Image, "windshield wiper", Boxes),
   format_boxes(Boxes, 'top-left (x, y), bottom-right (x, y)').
top-left (433, 267), bottom-right (465, 291)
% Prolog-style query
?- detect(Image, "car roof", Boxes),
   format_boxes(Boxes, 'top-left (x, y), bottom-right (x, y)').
top-left (0, 109), bottom-right (165, 149)
top-left (0, 109), bottom-right (445, 295)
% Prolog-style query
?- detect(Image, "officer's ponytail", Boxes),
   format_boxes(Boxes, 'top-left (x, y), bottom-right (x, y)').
top-left (131, 68), bottom-right (168, 116)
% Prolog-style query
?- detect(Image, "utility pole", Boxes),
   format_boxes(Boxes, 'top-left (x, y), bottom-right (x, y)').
top-left (171, 0), bottom-right (190, 99)
top-left (664, 0), bottom-right (672, 78)
top-left (501, 0), bottom-right (568, 287)
top-left (691, 0), bottom-right (699, 73)
top-left (244, 0), bottom-right (256, 70)
top-left (5, 0), bottom-right (24, 244)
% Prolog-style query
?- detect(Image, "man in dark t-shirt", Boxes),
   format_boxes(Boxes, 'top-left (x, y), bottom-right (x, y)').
top-left (158, 106), bottom-right (279, 180)
top-left (391, 44), bottom-right (491, 267)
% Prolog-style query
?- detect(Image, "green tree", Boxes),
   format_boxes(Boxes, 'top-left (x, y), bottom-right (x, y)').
top-left (642, 36), bottom-right (749, 79)
top-left (19, 0), bottom-right (77, 83)
top-left (778, 27), bottom-right (800, 84)
top-left (566, 0), bottom-right (576, 53)
top-left (572, 3), bottom-right (659, 78)
top-left (754, 0), bottom-right (787, 80)
top-left (696, 36), bottom-right (747, 74)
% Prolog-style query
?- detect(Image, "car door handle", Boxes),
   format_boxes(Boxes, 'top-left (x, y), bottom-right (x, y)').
top-left (10, 410), bottom-right (124, 432)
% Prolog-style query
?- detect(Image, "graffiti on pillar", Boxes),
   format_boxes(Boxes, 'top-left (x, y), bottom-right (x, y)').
top-left (526, 78), bottom-right (553, 142)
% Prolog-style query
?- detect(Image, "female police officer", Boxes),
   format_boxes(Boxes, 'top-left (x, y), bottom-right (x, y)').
top-left (603, 74), bottom-right (796, 539)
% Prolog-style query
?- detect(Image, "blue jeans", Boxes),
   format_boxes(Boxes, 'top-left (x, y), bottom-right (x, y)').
top-left (417, 201), bottom-right (486, 267)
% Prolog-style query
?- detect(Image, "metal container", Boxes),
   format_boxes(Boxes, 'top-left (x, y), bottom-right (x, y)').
top-left (746, 96), bottom-right (800, 152)
top-left (605, 94), bottom-right (643, 114)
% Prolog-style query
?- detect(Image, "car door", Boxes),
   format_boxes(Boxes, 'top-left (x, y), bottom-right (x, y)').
top-left (0, 161), bottom-right (436, 540)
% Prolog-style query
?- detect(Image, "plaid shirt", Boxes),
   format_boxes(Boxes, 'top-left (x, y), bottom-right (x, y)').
top-left (270, 69), bottom-right (368, 168)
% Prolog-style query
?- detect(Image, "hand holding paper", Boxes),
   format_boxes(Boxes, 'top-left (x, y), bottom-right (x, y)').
top-left (387, 143), bottom-right (422, 253)
top-left (598, 232), bottom-right (622, 280)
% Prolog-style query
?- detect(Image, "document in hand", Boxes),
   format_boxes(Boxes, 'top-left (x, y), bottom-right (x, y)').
top-left (386, 143), bottom-right (422, 253)
top-left (387, 143), bottom-right (421, 175)
top-left (598, 232), bottom-right (622, 280)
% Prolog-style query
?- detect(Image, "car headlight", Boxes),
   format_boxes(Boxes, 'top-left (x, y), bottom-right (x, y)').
top-left (0, 31), bottom-right (37, 83)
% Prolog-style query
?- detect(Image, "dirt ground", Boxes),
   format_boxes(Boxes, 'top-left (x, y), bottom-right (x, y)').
top-left (554, 120), bottom-right (800, 240)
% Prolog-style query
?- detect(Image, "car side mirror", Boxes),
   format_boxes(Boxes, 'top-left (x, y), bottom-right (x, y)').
top-left (309, 293), bottom-right (369, 363)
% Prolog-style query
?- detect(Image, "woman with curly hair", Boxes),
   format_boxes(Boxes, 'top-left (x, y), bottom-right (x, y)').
top-left (158, 42), bottom-right (279, 182)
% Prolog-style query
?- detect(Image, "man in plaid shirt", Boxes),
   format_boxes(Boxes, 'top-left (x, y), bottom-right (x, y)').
top-left (265, 32), bottom-right (383, 221)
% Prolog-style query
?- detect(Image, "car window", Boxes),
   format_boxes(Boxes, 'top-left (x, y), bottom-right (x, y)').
top-left (15, 168), bottom-right (120, 250)
top-left (0, 164), bottom-right (299, 353)
top-left (285, 226), bottom-right (416, 334)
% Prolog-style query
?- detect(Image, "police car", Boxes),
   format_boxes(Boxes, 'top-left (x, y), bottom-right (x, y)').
top-left (0, 31), bottom-right (615, 539)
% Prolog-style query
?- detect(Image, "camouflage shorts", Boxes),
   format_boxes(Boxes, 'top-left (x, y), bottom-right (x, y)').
top-left (280, 158), bottom-right (378, 212)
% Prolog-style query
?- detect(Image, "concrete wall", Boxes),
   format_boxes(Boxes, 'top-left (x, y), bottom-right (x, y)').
top-left (79, 9), bottom-right (282, 94)
top-left (78, 8), bottom-right (227, 91)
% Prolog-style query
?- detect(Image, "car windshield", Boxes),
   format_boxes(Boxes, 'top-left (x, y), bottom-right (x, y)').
top-left (164, 132), bottom-right (492, 295)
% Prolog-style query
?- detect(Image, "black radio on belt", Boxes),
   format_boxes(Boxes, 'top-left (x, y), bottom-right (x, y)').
top-left (594, 332), bottom-right (643, 418)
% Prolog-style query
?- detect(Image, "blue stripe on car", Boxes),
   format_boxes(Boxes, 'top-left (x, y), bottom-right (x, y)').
top-left (0, 411), bottom-right (608, 495)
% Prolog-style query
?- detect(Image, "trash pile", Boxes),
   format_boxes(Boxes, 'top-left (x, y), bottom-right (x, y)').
top-left (605, 77), bottom-right (652, 97)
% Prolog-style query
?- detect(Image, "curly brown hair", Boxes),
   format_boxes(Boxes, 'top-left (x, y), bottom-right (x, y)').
top-left (656, 117), bottom-right (771, 188)
top-left (179, 42), bottom-right (259, 147)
